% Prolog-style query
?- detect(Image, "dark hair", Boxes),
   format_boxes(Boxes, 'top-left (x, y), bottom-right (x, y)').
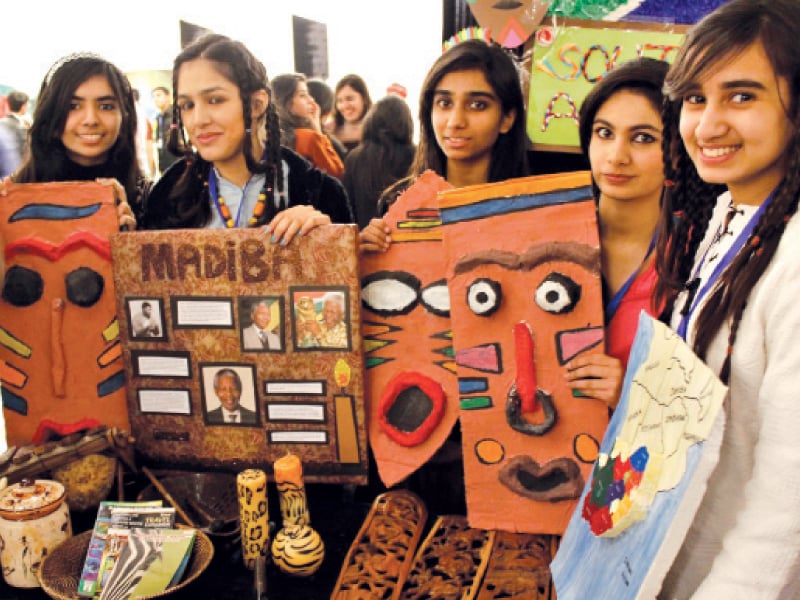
top-left (141, 301), bottom-right (152, 309)
top-left (271, 73), bottom-right (312, 149)
top-left (381, 39), bottom-right (529, 211)
top-left (152, 85), bottom-right (170, 95)
top-left (307, 78), bottom-right (334, 116)
top-left (7, 90), bottom-right (29, 113)
top-left (344, 95), bottom-right (416, 227)
top-left (333, 74), bottom-right (373, 128)
top-left (579, 57), bottom-right (670, 199)
top-left (654, 0), bottom-right (800, 382)
top-left (161, 33), bottom-right (283, 228)
top-left (14, 54), bottom-right (142, 203)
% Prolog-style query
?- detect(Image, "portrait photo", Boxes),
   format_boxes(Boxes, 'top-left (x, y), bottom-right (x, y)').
top-left (290, 287), bottom-right (351, 351)
top-left (127, 297), bottom-right (166, 341)
top-left (238, 296), bottom-right (284, 352)
top-left (200, 364), bottom-right (259, 426)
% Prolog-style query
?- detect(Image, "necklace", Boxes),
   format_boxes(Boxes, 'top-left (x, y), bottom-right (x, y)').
top-left (207, 167), bottom-right (271, 228)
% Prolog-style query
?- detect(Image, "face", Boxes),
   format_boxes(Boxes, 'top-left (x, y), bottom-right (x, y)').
top-left (214, 373), bottom-right (242, 411)
top-left (335, 85), bottom-right (365, 123)
top-left (589, 90), bottom-right (665, 205)
top-left (679, 41), bottom-right (794, 205)
top-left (252, 303), bottom-right (271, 329)
top-left (152, 89), bottom-right (170, 111)
top-left (431, 69), bottom-right (516, 173)
top-left (176, 58), bottom-right (248, 171)
top-left (61, 75), bottom-right (122, 167)
top-left (142, 304), bottom-right (152, 318)
top-left (323, 300), bottom-right (342, 327)
top-left (289, 81), bottom-right (316, 121)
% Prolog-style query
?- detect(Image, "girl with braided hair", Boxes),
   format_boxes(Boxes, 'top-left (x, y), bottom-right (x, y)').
top-left (142, 34), bottom-right (353, 242)
top-left (655, 1), bottom-right (800, 597)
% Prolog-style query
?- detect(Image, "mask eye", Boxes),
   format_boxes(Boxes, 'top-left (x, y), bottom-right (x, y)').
top-left (419, 279), bottom-right (450, 317)
top-left (466, 278), bottom-right (501, 317)
top-left (65, 267), bottom-right (104, 307)
top-left (360, 271), bottom-right (420, 316)
top-left (535, 272), bottom-right (581, 314)
top-left (2, 265), bottom-right (44, 307)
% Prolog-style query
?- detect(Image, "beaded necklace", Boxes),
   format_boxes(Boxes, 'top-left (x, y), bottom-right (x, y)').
top-left (207, 167), bottom-right (271, 227)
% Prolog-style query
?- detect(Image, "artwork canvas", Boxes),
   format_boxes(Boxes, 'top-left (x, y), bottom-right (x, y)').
top-left (551, 312), bottom-right (727, 599)
top-left (466, 0), bottom-right (551, 48)
top-left (0, 182), bottom-right (129, 445)
top-left (438, 171), bottom-right (609, 534)
top-left (359, 171), bottom-right (460, 487)
top-left (110, 225), bottom-right (367, 483)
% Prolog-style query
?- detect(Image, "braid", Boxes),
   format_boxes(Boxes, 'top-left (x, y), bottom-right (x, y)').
top-left (694, 135), bottom-right (800, 376)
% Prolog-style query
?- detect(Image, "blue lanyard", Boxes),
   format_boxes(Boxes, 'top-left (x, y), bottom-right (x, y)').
top-left (604, 234), bottom-right (656, 323)
top-left (208, 168), bottom-right (246, 228)
top-left (676, 191), bottom-right (775, 340)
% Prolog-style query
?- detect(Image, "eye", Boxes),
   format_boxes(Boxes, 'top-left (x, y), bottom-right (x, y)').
top-left (65, 267), bottom-right (104, 307)
top-left (593, 126), bottom-right (612, 140)
top-left (535, 272), bottom-right (581, 314)
top-left (466, 278), bottom-right (502, 317)
top-left (2, 265), bottom-right (44, 307)
top-left (360, 271), bottom-right (420, 316)
top-left (419, 279), bottom-right (450, 317)
top-left (632, 131), bottom-right (658, 144)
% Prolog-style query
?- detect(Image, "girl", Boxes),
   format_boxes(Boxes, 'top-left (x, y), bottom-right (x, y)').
top-left (359, 38), bottom-right (529, 252)
top-left (344, 94), bottom-right (416, 229)
top-left (564, 58), bottom-right (674, 409)
top-left (272, 73), bottom-right (344, 179)
top-left (332, 74), bottom-right (373, 154)
top-left (655, 0), bottom-right (800, 596)
top-left (143, 34), bottom-right (353, 241)
top-left (4, 53), bottom-right (140, 228)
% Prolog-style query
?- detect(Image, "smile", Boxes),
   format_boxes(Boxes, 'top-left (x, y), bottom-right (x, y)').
top-left (700, 145), bottom-right (739, 158)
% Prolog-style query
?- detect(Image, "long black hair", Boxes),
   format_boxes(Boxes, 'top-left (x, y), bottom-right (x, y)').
top-left (654, 0), bottom-right (800, 383)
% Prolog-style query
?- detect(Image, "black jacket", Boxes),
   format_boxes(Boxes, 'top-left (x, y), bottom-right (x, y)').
top-left (142, 147), bottom-right (353, 229)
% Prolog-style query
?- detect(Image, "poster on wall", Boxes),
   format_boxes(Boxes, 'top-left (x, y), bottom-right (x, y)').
top-left (110, 225), bottom-right (368, 484)
top-left (527, 19), bottom-right (686, 151)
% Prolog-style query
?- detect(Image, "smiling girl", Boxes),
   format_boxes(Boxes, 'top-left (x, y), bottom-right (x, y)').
top-left (654, 1), bottom-right (800, 596)
top-left (332, 74), bottom-right (373, 154)
top-left (143, 34), bottom-right (352, 241)
top-left (6, 53), bottom-right (141, 228)
top-left (359, 39), bottom-right (529, 252)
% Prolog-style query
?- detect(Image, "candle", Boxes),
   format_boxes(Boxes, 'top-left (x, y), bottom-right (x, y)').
top-left (273, 453), bottom-right (309, 527)
top-left (237, 469), bottom-right (270, 569)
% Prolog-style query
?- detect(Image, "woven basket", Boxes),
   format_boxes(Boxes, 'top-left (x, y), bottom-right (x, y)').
top-left (38, 526), bottom-right (214, 600)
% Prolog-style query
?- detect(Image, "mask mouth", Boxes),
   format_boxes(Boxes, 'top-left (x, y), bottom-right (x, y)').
top-left (498, 454), bottom-right (584, 502)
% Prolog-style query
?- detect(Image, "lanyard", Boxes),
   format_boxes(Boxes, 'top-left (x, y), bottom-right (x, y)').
top-left (604, 234), bottom-right (656, 323)
top-left (208, 167), bottom-right (247, 228)
top-left (676, 191), bottom-right (775, 340)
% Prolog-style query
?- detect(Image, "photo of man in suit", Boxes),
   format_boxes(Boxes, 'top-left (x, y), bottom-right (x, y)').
top-left (241, 299), bottom-right (282, 351)
top-left (205, 368), bottom-right (257, 425)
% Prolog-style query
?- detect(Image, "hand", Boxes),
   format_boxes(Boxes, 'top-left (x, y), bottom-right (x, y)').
top-left (96, 177), bottom-right (136, 231)
top-left (265, 204), bottom-right (331, 245)
top-left (0, 176), bottom-right (13, 197)
top-left (359, 218), bottom-right (392, 253)
top-left (309, 101), bottom-right (322, 133)
top-left (564, 353), bottom-right (624, 411)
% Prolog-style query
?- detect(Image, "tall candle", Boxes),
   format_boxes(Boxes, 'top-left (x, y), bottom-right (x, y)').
top-left (273, 453), bottom-right (309, 527)
top-left (237, 469), bottom-right (270, 569)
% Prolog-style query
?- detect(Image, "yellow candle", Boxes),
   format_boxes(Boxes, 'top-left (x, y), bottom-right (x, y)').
top-left (236, 469), bottom-right (269, 569)
top-left (273, 453), bottom-right (309, 527)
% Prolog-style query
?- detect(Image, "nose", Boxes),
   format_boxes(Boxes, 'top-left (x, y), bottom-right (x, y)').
top-left (607, 137), bottom-right (630, 165)
top-left (82, 104), bottom-right (100, 125)
top-left (690, 102), bottom-right (726, 142)
top-left (51, 298), bottom-right (66, 397)
top-left (447, 104), bottom-right (467, 128)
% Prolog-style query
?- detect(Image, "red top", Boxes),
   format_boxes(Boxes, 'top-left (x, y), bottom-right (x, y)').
top-left (294, 129), bottom-right (344, 180)
top-left (606, 258), bottom-right (659, 369)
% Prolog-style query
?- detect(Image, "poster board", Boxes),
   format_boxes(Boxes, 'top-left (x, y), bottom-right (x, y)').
top-left (551, 313), bottom-right (727, 599)
top-left (110, 225), bottom-right (368, 484)
top-left (527, 19), bottom-right (687, 152)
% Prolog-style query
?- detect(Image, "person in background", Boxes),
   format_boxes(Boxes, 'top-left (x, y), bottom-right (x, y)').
top-left (654, 1), bottom-right (800, 596)
top-left (151, 85), bottom-right (179, 176)
top-left (272, 72), bottom-right (344, 180)
top-left (2, 53), bottom-right (140, 228)
top-left (142, 33), bottom-right (353, 238)
top-left (360, 38), bottom-right (529, 252)
top-left (344, 94), bottom-right (416, 228)
top-left (0, 90), bottom-right (30, 177)
top-left (564, 57), bottom-right (672, 410)
top-left (307, 78), bottom-right (347, 160)
top-left (132, 88), bottom-right (155, 178)
top-left (333, 73), bottom-right (373, 154)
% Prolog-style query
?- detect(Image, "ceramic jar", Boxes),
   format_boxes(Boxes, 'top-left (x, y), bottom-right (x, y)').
top-left (0, 479), bottom-right (72, 588)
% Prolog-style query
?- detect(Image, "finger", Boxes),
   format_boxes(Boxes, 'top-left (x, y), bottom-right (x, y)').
top-left (279, 220), bottom-right (302, 245)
